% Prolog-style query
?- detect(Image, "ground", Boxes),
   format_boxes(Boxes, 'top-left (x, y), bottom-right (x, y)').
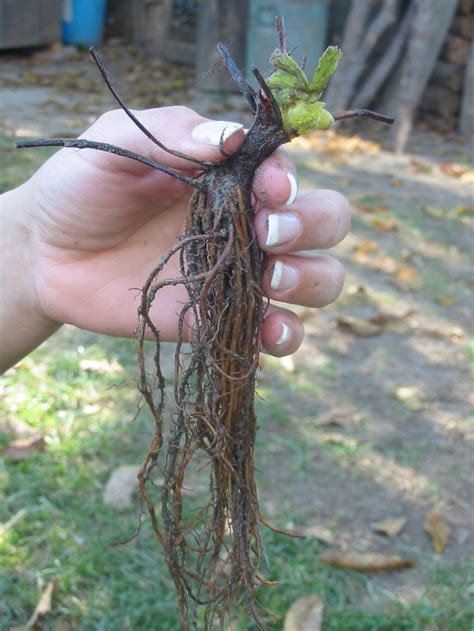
top-left (0, 44), bottom-right (473, 630)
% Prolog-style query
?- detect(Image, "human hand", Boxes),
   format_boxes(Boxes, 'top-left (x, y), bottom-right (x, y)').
top-left (19, 106), bottom-right (349, 356)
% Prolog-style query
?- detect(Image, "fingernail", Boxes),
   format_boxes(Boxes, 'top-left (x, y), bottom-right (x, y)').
top-left (191, 121), bottom-right (243, 146)
top-left (266, 213), bottom-right (301, 246)
top-left (286, 172), bottom-right (298, 205)
top-left (275, 322), bottom-right (291, 346)
top-left (270, 261), bottom-right (299, 291)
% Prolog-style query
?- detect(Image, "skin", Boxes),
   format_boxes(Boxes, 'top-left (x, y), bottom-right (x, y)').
top-left (0, 106), bottom-right (350, 373)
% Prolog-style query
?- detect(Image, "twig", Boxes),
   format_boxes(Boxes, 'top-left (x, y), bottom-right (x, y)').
top-left (89, 47), bottom-right (211, 168)
top-left (16, 138), bottom-right (204, 188)
top-left (333, 109), bottom-right (394, 124)
top-left (275, 16), bottom-right (288, 54)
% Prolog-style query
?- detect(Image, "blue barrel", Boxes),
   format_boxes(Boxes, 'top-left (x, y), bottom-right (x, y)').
top-left (247, 1), bottom-right (329, 81)
top-left (62, 0), bottom-right (108, 47)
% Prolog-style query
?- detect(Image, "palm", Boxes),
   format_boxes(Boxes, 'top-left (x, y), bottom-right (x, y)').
top-left (30, 147), bottom-right (193, 339)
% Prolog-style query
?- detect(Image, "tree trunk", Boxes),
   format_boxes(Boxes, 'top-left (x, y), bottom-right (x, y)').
top-left (324, 0), bottom-right (376, 111)
top-left (195, 0), bottom-right (248, 92)
top-left (392, 0), bottom-right (458, 153)
top-left (459, 38), bottom-right (474, 136)
top-left (353, 3), bottom-right (414, 109)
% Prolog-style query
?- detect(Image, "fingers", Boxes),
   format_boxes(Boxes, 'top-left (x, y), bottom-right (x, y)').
top-left (82, 108), bottom-right (299, 200)
top-left (79, 106), bottom-right (246, 172)
top-left (252, 148), bottom-right (298, 208)
top-left (255, 189), bottom-right (351, 252)
top-left (261, 306), bottom-right (304, 357)
top-left (262, 254), bottom-right (346, 309)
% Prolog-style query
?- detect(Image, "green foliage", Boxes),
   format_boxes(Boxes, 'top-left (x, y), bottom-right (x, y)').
top-left (267, 46), bottom-right (342, 135)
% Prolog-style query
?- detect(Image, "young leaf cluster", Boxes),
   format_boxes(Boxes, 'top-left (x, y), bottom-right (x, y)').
top-left (267, 46), bottom-right (342, 135)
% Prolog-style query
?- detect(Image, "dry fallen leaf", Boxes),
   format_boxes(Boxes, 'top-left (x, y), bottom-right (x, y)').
top-left (284, 595), bottom-right (323, 631)
top-left (313, 406), bottom-right (357, 428)
top-left (103, 464), bottom-right (141, 510)
top-left (1, 435), bottom-right (45, 461)
top-left (336, 316), bottom-right (382, 337)
top-left (372, 517), bottom-right (408, 537)
top-left (436, 295), bottom-right (456, 307)
top-left (371, 216), bottom-right (400, 232)
top-left (352, 240), bottom-right (378, 261)
top-left (301, 525), bottom-right (336, 545)
top-left (14, 580), bottom-right (56, 630)
top-left (369, 309), bottom-right (414, 326)
top-left (320, 550), bottom-right (415, 572)
top-left (439, 162), bottom-right (472, 179)
top-left (424, 510), bottom-right (451, 553)
top-left (395, 386), bottom-right (424, 410)
top-left (355, 203), bottom-right (390, 214)
top-left (452, 205), bottom-right (474, 215)
top-left (390, 266), bottom-right (422, 291)
top-left (79, 358), bottom-right (123, 374)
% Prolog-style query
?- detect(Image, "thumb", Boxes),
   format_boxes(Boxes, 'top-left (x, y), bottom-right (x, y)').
top-left (80, 106), bottom-right (245, 173)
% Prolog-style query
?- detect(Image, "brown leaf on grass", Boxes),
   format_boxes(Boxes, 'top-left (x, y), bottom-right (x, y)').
top-left (79, 358), bottom-right (123, 374)
top-left (356, 203), bottom-right (390, 214)
top-left (313, 406), bottom-right (357, 428)
top-left (336, 316), bottom-right (382, 337)
top-left (1, 435), bottom-right (45, 461)
top-left (390, 266), bottom-right (422, 292)
top-left (369, 309), bottom-right (414, 326)
top-left (372, 517), bottom-right (408, 537)
top-left (13, 580), bottom-right (56, 630)
top-left (408, 157), bottom-right (433, 175)
top-left (320, 550), bottom-right (415, 572)
top-left (394, 386), bottom-right (424, 410)
top-left (301, 525), bottom-right (336, 545)
top-left (436, 295), bottom-right (456, 307)
top-left (284, 595), bottom-right (323, 631)
top-left (424, 511), bottom-right (451, 553)
top-left (352, 240), bottom-right (378, 261)
top-left (103, 465), bottom-right (141, 510)
top-left (439, 162), bottom-right (472, 179)
top-left (452, 204), bottom-right (474, 215)
top-left (371, 216), bottom-right (400, 232)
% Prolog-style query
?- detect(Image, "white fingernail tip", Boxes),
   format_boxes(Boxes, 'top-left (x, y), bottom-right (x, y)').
top-left (266, 214), bottom-right (280, 246)
top-left (270, 260), bottom-right (283, 290)
top-left (275, 322), bottom-right (291, 346)
top-left (191, 121), bottom-right (243, 146)
top-left (286, 172), bottom-right (298, 205)
top-left (266, 213), bottom-right (301, 246)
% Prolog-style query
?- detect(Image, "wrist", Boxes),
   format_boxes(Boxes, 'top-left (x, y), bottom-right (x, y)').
top-left (0, 184), bottom-right (61, 372)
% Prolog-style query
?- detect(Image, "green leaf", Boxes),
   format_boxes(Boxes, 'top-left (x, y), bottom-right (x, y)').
top-left (310, 46), bottom-right (342, 95)
top-left (270, 49), bottom-right (309, 90)
top-left (284, 100), bottom-right (334, 134)
top-left (266, 70), bottom-right (303, 93)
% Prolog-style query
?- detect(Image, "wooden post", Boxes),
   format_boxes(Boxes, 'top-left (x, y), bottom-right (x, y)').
top-left (459, 38), bottom-right (474, 137)
top-left (393, 0), bottom-right (458, 153)
top-left (195, 0), bottom-right (248, 92)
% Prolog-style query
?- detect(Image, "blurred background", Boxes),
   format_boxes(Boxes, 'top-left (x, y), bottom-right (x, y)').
top-left (1, 1), bottom-right (473, 629)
